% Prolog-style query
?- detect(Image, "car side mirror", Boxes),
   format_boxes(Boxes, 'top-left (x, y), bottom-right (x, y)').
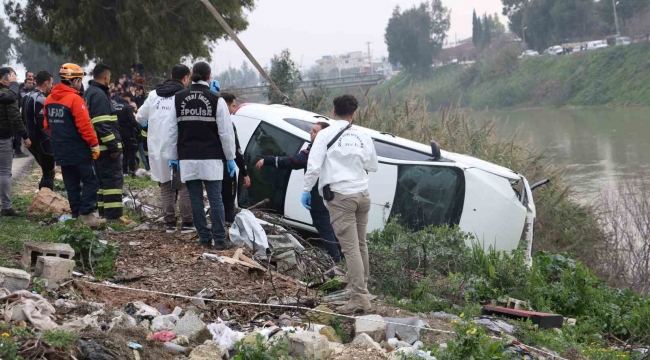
top-left (430, 140), bottom-right (441, 161)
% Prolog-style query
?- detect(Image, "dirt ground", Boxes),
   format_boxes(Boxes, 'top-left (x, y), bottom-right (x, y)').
top-left (76, 230), bottom-right (317, 322)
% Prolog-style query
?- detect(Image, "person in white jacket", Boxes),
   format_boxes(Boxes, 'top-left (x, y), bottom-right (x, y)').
top-left (136, 65), bottom-right (194, 234)
top-left (302, 95), bottom-right (378, 314)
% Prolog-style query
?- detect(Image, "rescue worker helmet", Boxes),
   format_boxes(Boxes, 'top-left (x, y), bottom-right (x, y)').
top-left (59, 63), bottom-right (86, 79)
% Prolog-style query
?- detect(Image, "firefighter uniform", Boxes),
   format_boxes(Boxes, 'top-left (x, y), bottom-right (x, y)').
top-left (84, 80), bottom-right (123, 219)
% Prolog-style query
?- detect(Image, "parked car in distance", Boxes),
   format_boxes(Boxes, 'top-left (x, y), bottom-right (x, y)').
top-left (616, 37), bottom-right (631, 46)
top-left (572, 46), bottom-right (583, 53)
top-left (587, 40), bottom-right (608, 50)
top-left (231, 103), bottom-right (539, 260)
top-left (545, 46), bottom-right (564, 56)
top-left (521, 50), bottom-right (539, 57)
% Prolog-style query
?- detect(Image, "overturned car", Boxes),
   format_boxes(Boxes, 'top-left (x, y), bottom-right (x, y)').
top-left (231, 104), bottom-right (537, 261)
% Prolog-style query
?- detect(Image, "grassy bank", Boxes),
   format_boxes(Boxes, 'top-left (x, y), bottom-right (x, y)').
top-left (371, 43), bottom-right (650, 109)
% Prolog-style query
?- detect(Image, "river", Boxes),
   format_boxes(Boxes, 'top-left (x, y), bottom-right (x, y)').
top-left (489, 107), bottom-right (650, 202)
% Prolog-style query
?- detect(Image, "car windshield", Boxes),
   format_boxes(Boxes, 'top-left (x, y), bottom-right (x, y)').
top-left (390, 165), bottom-right (465, 231)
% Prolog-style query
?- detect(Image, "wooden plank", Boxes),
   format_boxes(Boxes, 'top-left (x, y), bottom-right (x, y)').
top-left (220, 256), bottom-right (266, 272)
top-left (232, 248), bottom-right (243, 261)
top-left (482, 305), bottom-right (564, 329)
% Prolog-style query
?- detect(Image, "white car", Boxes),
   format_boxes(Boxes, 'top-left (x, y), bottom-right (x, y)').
top-left (587, 40), bottom-right (608, 50)
top-left (545, 46), bottom-right (564, 56)
top-left (231, 104), bottom-right (539, 259)
top-left (521, 50), bottom-right (539, 57)
top-left (616, 37), bottom-right (631, 46)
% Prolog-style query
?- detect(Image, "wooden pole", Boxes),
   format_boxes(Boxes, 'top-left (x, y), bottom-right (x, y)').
top-left (199, 0), bottom-right (289, 104)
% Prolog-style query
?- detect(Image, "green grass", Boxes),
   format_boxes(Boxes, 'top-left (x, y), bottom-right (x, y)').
top-left (123, 175), bottom-right (157, 192)
top-left (374, 43), bottom-right (650, 109)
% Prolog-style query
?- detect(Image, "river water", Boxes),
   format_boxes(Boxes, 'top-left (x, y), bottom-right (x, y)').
top-left (489, 107), bottom-right (650, 202)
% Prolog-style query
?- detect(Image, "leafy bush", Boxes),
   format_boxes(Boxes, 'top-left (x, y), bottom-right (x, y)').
top-left (52, 221), bottom-right (119, 278)
top-left (233, 334), bottom-right (289, 360)
top-left (43, 330), bottom-right (77, 351)
top-left (433, 320), bottom-right (510, 360)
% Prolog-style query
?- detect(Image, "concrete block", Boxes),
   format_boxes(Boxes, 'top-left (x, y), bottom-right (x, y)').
top-left (355, 314), bottom-right (387, 343)
top-left (188, 340), bottom-right (227, 360)
top-left (173, 311), bottom-right (207, 341)
top-left (384, 317), bottom-right (428, 345)
top-left (287, 331), bottom-right (332, 360)
top-left (22, 242), bottom-right (74, 271)
top-left (34, 256), bottom-right (75, 287)
top-left (352, 333), bottom-right (383, 352)
top-left (0, 267), bottom-right (31, 292)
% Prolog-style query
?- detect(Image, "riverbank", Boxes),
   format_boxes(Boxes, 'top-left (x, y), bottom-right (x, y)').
top-left (372, 43), bottom-right (650, 110)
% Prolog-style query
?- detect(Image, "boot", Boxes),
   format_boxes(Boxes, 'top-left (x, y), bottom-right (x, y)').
top-left (336, 294), bottom-right (371, 315)
top-left (79, 214), bottom-right (106, 228)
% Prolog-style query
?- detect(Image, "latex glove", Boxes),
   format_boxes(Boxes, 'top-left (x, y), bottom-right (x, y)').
top-left (227, 159), bottom-right (236, 178)
top-left (168, 159), bottom-right (179, 171)
top-left (141, 121), bottom-right (148, 128)
top-left (301, 192), bottom-right (312, 210)
top-left (210, 80), bottom-right (220, 93)
top-left (91, 146), bottom-right (100, 160)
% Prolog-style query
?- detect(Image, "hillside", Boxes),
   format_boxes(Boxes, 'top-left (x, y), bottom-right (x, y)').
top-left (372, 43), bottom-right (650, 109)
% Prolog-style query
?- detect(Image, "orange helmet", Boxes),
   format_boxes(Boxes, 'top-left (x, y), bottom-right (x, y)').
top-left (59, 63), bottom-right (86, 79)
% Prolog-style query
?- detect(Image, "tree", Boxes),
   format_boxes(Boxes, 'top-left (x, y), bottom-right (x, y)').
top-left (4, 0), bottom-right (255, 76)
top-left (214, 61), bottom-right (260, 89)
top-left (472, 10), bottom-right (481, 47)
top-left (385, 1), bottom-right (450, 72)
top-left (14, 37), bottom-right (70, 76)
top-left (0, 18), bottom-right (13, 66)
top-left (266, 49), bottom-right (301, 104)
top-left (482, 14), bottom-right (492, 46)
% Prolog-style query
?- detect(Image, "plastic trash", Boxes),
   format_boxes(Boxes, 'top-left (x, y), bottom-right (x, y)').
top-left (153, 331), bottom-right (176, 342)
top-left (127, 341), bottom-right (142, 350)
top-left (163, 342), bottom-right (188, 354)
top-left (58, 214), bottom-right (73, 222)
top-left (207, 319), bottom-right (246, 350)
top-left (228, 209), bottom-right (269, 258)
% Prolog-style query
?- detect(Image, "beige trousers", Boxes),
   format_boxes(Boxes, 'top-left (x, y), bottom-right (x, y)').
top-left (328, 191), bottom-right (371, 303)
top-left (160, 182), bottom-right (193, 224)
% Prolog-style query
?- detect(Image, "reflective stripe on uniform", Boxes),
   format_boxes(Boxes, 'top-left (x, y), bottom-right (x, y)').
top-left (141, 130), bottom-right (147, 137)
top-left (98, 143), bottom-right (123, 151)
top-left (103, 189), bottom-right (122, 195)
top-left (103, 202), bottom-right (123, 209)
top-left (97, 189), bottom-right (104, 195)
top-left (101, 134), bottom-right (116, 143)
top-left (97, 202), bottom-right (105, 207)
top-left (91, 115), bottom-right (118, 124)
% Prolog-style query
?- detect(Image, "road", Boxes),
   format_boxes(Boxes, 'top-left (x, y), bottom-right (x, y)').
top-left (12, 144), bottom-right (34, 181)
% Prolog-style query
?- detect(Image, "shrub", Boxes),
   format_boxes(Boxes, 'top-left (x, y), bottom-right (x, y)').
top-left (52, 221), bottom-right (119, 279)
top-left (233, 334), bottom-right (289, 360)
top-left (433, 320), bottom-right (509, 360)
top-left (43, 330), bottom-right (77, 351)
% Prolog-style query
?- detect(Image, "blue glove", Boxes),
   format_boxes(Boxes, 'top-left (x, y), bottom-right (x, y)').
top-left (168, 159), bottom-right (179, 171)
top-left (210, 80), bottom-right (220, 93)
top-left (227, 159), bottom-right (236, 177)
top-left (141, 121), bottom-right (148, 128)
top-left (301, 193), bottom-right (312, 210)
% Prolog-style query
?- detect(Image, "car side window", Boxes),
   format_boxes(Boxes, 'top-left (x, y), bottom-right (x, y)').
top-left (239, 123), bottom-right (305, 215)
top-left (283, 118), bottom-right (314, 133)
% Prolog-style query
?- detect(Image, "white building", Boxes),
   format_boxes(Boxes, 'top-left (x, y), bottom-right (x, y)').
top-left (315, 51), bottom-right (392, 77)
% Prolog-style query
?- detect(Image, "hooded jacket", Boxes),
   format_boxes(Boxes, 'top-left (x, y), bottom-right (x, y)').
top-left (43, 84), bottom-right (98, 166)
top-left (84, 80), bottom-right (121, 153)
top-left (0, 83), bottom-right (27, 140)
top-left (135, 79), bottom-right (185, 183)
top-left (114, 97), bottom-right (140, 143)
top-left (0, 82), bottom-right (20, 104)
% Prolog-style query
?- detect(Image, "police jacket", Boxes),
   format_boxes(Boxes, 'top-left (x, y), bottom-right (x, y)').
top-left (21, 89), bottom-right (52, 154)
top-left (114, 98), bottom-right (140, 143)
top-left (0, 84), bottom-right (26, 140)
top-left (44, 84), bottom-right (99, 166)
top-left (84, 80), bottom-right (121, 153)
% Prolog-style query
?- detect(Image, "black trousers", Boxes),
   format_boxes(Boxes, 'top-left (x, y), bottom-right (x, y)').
top-left (61, 161), bottom-right (98, 217)
top-left (122, 140), bottom-right (137, 175)
top-left (12, 134), bottom-right (22, 154)
top-left (95, 154), bottom-right (124, 219)
top-left (27, 142), bottom-right (55, 190)
top-left (222, 170), bottom-right (237, 223)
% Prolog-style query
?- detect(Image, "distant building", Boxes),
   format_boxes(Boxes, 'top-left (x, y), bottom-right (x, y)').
top-left (314, 52), bottom-right (392, 77)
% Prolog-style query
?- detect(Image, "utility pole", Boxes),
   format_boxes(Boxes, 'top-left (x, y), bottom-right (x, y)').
top-left (612, 0), bottom-right (620, 36)
top-left (366, 42), bottom-right (373, 75)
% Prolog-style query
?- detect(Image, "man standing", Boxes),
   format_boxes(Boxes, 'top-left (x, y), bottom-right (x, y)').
top-left (256, 121), bottom-right (341, 263)
top-left (13, 71), bottom-right (34, 158)
top-left (22, 71), bottom-right (55, 190)
top-left (114, 92), bottom-right (139, 176)
top-left (0, 67), bottom-right (31, 216)
top-left (85, 63), bottom-right (123, 220)
top-left (173, 62), bottom-right (236, 249)
top-left (19, 72), bottom-right (34, 98)
top-left (44, 63), bottom-right (101, 227)
top-left (137, 65), bottom-right (195, 234)
top-left (302, 95), bottom-right (378, 314)
top-left (219, 92), bottom-right (250, 223)
top-left (0, 72), bottom-right (19, 104)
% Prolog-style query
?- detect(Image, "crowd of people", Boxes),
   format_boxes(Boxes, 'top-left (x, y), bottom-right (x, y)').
top-left (0, 60), bottom-right (379, 314)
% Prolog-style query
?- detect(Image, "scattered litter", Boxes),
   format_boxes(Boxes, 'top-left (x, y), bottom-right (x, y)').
top-left (58, 214), bottom-right (73, 222)
top-left (134, 168), bottom-right (150, 178)
top-left (207, 319), bottom-right (246, 350)
top-left (151, 314), bottom-right (179, 331)
top-left (474, 317), bottom-right (516, 334)
top-left (503, 344), bottom-right (533, 359)
top-left (129, 241), bottom-right (142, 246)
top-left (0, 288), bottom-right (58, 330)
top-left (132, 301), bottom-right (161, 319)
top-left (77, 339), bottom-right (114, 360)
top-left (153, 330), bottom-right (176, 342)
top-left (385, 317), bottom-right (429, 345)
top-left (229, 209), bottom-right (269, 258)
top-left (133, 223), bottom-right (150, 231)
top-left (164, 342), bottom-right (188, 355)
top-left (127, 341), bottom-right (143, 350)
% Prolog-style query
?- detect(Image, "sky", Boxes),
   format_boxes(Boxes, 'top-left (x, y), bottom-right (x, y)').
top-left (209, 0), bottom-right (505, 73)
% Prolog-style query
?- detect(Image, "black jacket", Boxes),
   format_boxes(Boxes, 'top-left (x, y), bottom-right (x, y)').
top-left (156, 79), bottom-right (185, 97)
top-left (114, 98), bottom-right (140, 143)
top-left (0, 83), bottom-right (20, 105)
top-left (21, 89), bottom-right (52, 154)
top-left (175, 83), bottom-right (224, 161)
top-left (84, 80), bottom-right (121, 153)
top-left (262, 144), bottom-right (327, 213)
top-left (0, 84), bottom-right (27, 140)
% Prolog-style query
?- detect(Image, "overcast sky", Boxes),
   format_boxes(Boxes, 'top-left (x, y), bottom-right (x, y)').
top-left (209, 0), bottom-right (505, 73)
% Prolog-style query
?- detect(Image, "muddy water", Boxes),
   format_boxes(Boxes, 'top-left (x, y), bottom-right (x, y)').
top-left (489, 107), bottom-right (650, 203)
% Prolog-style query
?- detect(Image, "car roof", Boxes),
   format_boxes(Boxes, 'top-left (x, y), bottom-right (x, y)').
top-left (234, 103), bottom-right (521, 180)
